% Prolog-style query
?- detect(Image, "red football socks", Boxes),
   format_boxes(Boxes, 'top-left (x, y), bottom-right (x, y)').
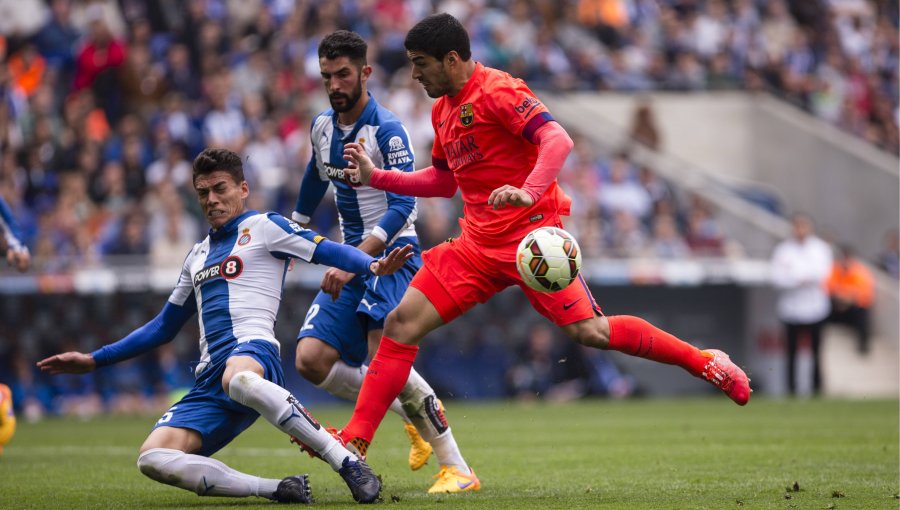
top-left (606, 315), bottom-right (710, 377)
top-left (342, 336), bottom-right (419, 443)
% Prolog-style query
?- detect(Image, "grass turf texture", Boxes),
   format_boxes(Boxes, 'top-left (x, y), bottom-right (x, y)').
top-left (0, 398), bottom-right (897, 509)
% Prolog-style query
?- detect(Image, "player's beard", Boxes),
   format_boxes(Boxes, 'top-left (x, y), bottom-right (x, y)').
top-left (421, 70), bottom-right (454, 98)
top-left (329, 78), bottom-right (363, 113)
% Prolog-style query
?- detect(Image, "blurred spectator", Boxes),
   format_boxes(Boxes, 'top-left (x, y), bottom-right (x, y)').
top-left (646, 213), bottom-right (690, 259)
top-left (825, 244), bottom-right (874, 354)
top-left (99, 205), bottom-right (149, 261)
top-left (33, 0), bottom-right (81, 72)
top-left (684, 194), bottom-right (726, 256)
top-left (770, 213), bottom-right (833, 396)
top-left (8, 44), bottom-right (45, 98)
top-left (201, 71), bottom-right (247, 152)
top-left (607, 210), bottom-right (649, 258)
top-left (628, 97), bottom-right (662, 150)
top-left (243, 119), bottom-right (287, 209)
top-left (507, 323), bottom-right (590, 402)
top-left (73, 7), bottom-right (128, 122)
top-left (598, 155), bottom-right (652, 221)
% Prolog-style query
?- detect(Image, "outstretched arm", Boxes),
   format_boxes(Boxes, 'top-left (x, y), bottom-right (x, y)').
top-left (0, 197), bottom-right (30, 272)
top-left (487, 121), bottom-right (574, 209)
top-left (343, 143), bottom-right (458, 198)
top-left (36, 300), bottom-right (196, 374)
top-left (293, 153), bottom-right (329, 225)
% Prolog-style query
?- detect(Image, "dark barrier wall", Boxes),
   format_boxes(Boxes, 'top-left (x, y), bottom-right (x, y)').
top-left (0, 283), bottom-right (752, 416)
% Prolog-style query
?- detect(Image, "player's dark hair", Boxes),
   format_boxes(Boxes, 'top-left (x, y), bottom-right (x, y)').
top-left (192, 148), bottom-right (245, 184)
top-left (404, 13), bottom-right (471, 61)
top-left (318, 30), bottom-right (368, 66)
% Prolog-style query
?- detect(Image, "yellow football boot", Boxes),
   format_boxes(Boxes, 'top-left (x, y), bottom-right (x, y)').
top-left (427, 465), bottom-right (481, 494)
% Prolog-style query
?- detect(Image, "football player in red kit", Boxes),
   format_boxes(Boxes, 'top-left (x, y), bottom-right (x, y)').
top-left (338, 12), bottom-right (751, 492)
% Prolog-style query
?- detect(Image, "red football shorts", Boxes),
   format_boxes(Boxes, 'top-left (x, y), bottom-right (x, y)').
top-left (410, 230), bottom-right (601, 326)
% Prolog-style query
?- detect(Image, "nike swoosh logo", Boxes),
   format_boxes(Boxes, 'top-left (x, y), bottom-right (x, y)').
top-left (563, 299), bottom-right (582, 310)
top-left (438, 120), bottom-right (445, 127)
top-left (457, 480), bottom-right (475, 489)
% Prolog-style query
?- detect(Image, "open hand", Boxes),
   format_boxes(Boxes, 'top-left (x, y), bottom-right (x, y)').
top-left (36, 351), bottom-right (97, 375)
top-left (370, 244), bottom-right (414, 276)
top-left (488, 185), bottom-right (534, 209)
top-left (343, 142), bottom-right (375, 186)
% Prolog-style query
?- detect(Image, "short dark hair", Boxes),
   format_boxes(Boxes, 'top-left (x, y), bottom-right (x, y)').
top-left (404, 13), bottom-right (471, 61)
top-left (192, 148), bottom-right (244, 184)
top-left (318, 30), bottom-right (367, 66)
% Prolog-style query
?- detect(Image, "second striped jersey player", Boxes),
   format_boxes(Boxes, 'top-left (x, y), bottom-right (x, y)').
top-left (290, 30), bottom-right (476, 493)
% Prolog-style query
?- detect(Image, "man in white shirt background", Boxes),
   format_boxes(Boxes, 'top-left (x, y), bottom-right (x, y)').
top-left (770, 213), bottom-right (833, 396)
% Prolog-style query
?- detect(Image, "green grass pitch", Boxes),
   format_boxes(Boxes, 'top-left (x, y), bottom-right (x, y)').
top-left (1, 398), bottom-right (897, 509)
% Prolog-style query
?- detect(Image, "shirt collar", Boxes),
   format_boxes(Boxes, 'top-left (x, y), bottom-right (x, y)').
top-left (447, 62), bottom-right (483, 106)
top-left (209, 210), bottom-right (257, 239)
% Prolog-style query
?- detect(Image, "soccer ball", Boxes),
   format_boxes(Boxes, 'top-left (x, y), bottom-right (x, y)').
top-left (515, 226), bottom-right (582, 292)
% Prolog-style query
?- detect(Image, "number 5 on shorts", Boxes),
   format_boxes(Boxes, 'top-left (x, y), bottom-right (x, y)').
top-left (158, 406), bottom-right (178, 424)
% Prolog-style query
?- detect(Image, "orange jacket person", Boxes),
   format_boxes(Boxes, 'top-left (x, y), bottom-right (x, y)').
top-left (826, 245), bottom-right (874, 353)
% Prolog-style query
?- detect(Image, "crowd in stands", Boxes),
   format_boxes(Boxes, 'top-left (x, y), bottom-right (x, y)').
top-left (0, 0), bottom-right (897, 416)
top-left (0, 0), bottom-right (896, 274)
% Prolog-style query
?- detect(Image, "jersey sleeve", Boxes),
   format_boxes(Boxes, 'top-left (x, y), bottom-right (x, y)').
top-left (294, 118), bottom-right (330, 223)
top-left (263, 212), bottom-right (376, 274)
top-left (373, 121), bottom-right (417, 243)
top-left (0, 197), bottom-right (25, 251)
top-left (262, 212), bottom-right (322, 262)
top-left (485, 75), bottom-right (555, 144)
top-left (167, 248), bottom-right (198, 307)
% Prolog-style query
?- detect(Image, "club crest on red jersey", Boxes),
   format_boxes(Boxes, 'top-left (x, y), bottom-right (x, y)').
top-left (459, 103), bottom-right (474, 127)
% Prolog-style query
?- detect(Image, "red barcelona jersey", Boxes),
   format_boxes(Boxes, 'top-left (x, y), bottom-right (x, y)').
top-left (431, 63), bottom-right (572, 246)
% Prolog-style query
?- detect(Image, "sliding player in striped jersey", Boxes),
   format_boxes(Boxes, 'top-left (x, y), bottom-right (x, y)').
top-left (38, 148), bottom-right (413, 504)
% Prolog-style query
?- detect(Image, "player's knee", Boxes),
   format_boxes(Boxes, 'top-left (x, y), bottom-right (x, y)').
top-left (137, 448), bottom-right (181, 484)
top-left (295, 352), bottom-right (331, 384)
top-left (226, 370), bottom-right (261, 405)
top-left (384, 307), bottom-right (421, 342)
top-left (568, 317), bottom-right (610, 349)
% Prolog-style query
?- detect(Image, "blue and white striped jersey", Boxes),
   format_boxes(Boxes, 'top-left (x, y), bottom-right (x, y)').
top-left (168, 211), bottom-right (330, 371)
top-left (294, 92), bottom-right (418, 249)
top-left (89, 210), bottom-right (378, 372)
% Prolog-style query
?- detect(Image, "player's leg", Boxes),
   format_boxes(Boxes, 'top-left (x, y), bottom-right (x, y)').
top-left (295, 285), bottom-right (410, 419)
top-left (224, 347), bottom-right (357, 471)
top-left (136, 402), bottom-right (309, 502)
top-left (785, 323), bottom-right (799, 395)
top-left (340, 238), bottom-right (495, 496)
top-left (339, 286), bottom-right (443, 454)
top-left (225, 340), bottom-right (380, 503)
top-left (522, 275), bottom-right (751, 405)
top-left (809, 322), bottom-right (824, 395)
top-left (359, 259), bottom-right (471, 477)
top-left (366, 327), bottom-right (473, 483)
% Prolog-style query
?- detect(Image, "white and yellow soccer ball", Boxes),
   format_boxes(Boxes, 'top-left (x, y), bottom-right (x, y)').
top-left (515, 226), bottom-right (582, 292)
